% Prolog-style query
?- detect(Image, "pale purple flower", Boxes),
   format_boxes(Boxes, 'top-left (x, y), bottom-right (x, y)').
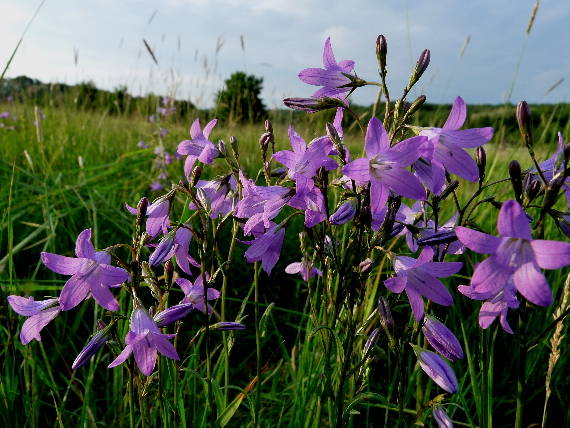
top-left (41, 229), bottom-right (130, 311)
top-left (342, 118), bottom-right (426, 230)
top-left (150, 181), bottom-right (163, 191)
top-left (422, 315), bottom-right (464, 361)
top-left (456, 199), bottom-right (570, 307)
top-left (177, 118), bottom-right (219, 178)
top-left (273, 127), bottom-right (337, 182)
top-left (414, 96), bottom-right (494, 194)
top-left (288, 177), bottom-right (327, 227)
top-left (189, 175), bottom-right (237, 219)
top-left (285, 260), bottom-right (322, 281)
top-left (7, 296), bottom-right (60, 344)
top-left (433, 406), bottom-right (454, 428)
top-left (298, 37), bottom-right (355, 100)
top-left (149, 227), bottom-right (199, 274)
top-left (384, 247), bottom-right (462, 321)
top-left (413, 346), bottom-right (458, 393)
top-left (137, 140), bottom-right (149, 149)
top-left (243, 222), bottom-right (286, 274)
top-left (72, 327), bottom-right (110, 370)
top-left (108, 306), bottom-right (179, 376)
top-left (176, 276), bottom-right (220, 314)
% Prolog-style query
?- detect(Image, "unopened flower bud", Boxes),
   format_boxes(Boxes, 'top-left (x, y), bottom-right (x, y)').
top-left (422, 315), bottom-right (464, 361)
top-left (509, 160), bottom-right (523, 202)
top-left (72, 326), bottom-right (111, 370)
top-left (154, 303), bottom-right (194, 327)
top-left (376, 35), bottom-right (388, 76)
top-left (230, 135), bottom-right (239, 159)
top-left (217, 140), bottom-right (227, 157)
top-left (406, 95), bottom-right (427, 118)
top-left (378, 296), bottom-right (394, 328)
top-left (149, 234), bottom-right (176, 266)
top-left (476, 146), bottom-right (486, 183)
top-left (516, 101), bottom-right (533, 147)
top-left (190, 166), bottom-right (202, 188)
top-left (413, 346), bottom-right (458, 394)
top-left (364, 328), bottom-right (380, 355)
top-left (210, 322), bottom-right (246, 331)
top-left (523, 173), bottom-right (542, 203)
top-left (264, 119), bottom-right (273, 133)
top-left (137, 197), bottom-right (149, 228)
top-left (433, 407), bottom-right (453, 428)
top-left (329, 200), bottom-right (357, 225)
top-left (406, 49), bottom-right (430, 90)
top-left (259, 132), bottom-right (271, 149)
top-left (271, 167), bottom-right (286, 177)
top-left (417, 230), bottom-right (458, 247)
top-left (359, 258), bottom-right (373, 273)
top-left (164, 260), bottom-right (174, 287)
top-left (283, 97), bottom-right (346, 112)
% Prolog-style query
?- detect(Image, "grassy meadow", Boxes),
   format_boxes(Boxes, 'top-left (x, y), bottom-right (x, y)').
top-left (1, 94), bottom-right (570, 428)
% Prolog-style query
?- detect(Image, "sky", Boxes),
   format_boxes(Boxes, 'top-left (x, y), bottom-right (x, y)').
top-left (1, 0), bottom-right (569, 109)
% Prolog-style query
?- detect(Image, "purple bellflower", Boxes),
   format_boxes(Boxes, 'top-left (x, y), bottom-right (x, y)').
top-left (41, 229), bottom-right (130, 311)
top-left (537, 132), bottom-right (570, 207)
top-left (285, 260), bottom-right (322, 281)
top-left (243, 222), bottom-right (286, 274)
top-left (298, 37), bottom-right (355, 100)
top-left (422, 315), bottom-right (464, 361)
top-left (177, 118), bottom-right (220, 178)
top-left (176, 276), bottom-right (220, 315)
top-left (108, 305), bottom-right (179, 376)
top-left (456, 199), bottom-right (570, 308)
top-left (273, 127), bottom-right (338, 182)
top-left (414, 96), bottom-right (494, 194)
top-left (342, 118), bottom-right (426, 230)
top-left (288, 177), bottom-right (328, 227)
top-left (189, 175), bottom-right (237, 219)
top-left (413, 346), bottom-right (458, 394)
top-left (384, 247), bottom-right (462, 321)
top-left (7, 296), bottom-right (60, 344)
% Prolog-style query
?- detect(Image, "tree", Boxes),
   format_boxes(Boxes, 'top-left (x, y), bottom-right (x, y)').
top-left (215, 72), bottom-right (266, 123)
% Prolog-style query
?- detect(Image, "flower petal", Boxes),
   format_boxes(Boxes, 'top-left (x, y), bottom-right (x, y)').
top-left (107, 344), bottom-right (133, 368)
top-left (19, 307), bottom-right (59, 345)
top-left (531, 239), bottom-right (570, 269)
top-left (434, 143), bottom-right (479, 182)
top-left (97, 264), bottom-right (130, 287)
top-left (133, 337), bottom-right (158, 376)
top-left (40, 253), bottom-right (85, 275)
top-left (512, 262), bottom-right (553, 306)
top-left (385, 276), bottom-right (407, 294)
top-left (380, 167), bottom-right (425, 200)
top-left (440, 128), bottom-right (493, 148)
top-left (455, 226), bottom-right (502, 254)
top-left (59, 275), bottom-right (91, 311)
top-left (497, 200), bottom-right (532, 240)
top-left (406, 288), bottom-right (425, 321)
top-left (365, 117), bottom-right (389, 157)
top-left (75, 229), bottom-right (96, 259)
top-left (443, 96), bottom-right (467, 130)
top-left (150, 333), bottom-right (179, 360)
top-left (89, 279), bottom-right (120, 311)
top-left (342, 158), bottom-right (370, 182)
top-left (7, 296), bottom-right (58, 316)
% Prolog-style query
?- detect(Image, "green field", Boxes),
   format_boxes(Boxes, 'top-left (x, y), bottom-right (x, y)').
top-left (1, 95), bottom-right (569, 427)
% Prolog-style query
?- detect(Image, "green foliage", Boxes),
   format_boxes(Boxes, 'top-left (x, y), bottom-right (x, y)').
top-left (215, 71), bottom-right (267, 123)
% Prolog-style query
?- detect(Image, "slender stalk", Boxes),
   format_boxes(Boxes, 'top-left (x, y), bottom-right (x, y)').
top-left (254, 261), bottom-right (262, 427)
top-left (514, 303), bottom-right (528, 428)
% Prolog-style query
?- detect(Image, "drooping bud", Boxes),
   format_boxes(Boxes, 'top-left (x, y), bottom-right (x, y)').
top-left (417, 230), bottom-right (458, 247)
top-left (406, 95), bottom-right (427, 118)
top-left (516, 101), bottom-right (533, 147)
top-left (217, 140), bottom-right (227, 157)
top-left (264, 119), bottom-right (273, 133)
top-left (376, 35), bottom-right (388, 77)
top-left (508, 160), bottom-right (523, 203)
top-left (476, 146), bottom-right (486, 184)
top-left (329, 200), bottom-right (357, 225)
top-left (413, 346), bottom-right (458, 394)
top-left (422, 315), bottom-right (464, 362)
top-left (433, 406), bottom-right (454, 428)
top-left (283, 97), bottom-right (346, 112)
top-left (72, 325), bottom-right (111, 370)
top-left (543, 172), bottom-right (567, 210)
top-left (154, 303), bottom-right (193, 327)
top-left (259, 132), bottom-right (271, 150)
top-left (149, 233), bottom-right (176, 266)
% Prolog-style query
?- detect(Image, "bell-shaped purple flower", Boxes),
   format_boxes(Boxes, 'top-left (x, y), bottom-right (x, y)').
top-left (422, 315), bottom-right (464, 361)
top-left (41, 229), bottom-right (130, 311)
top-left (176, 276), bottom-right (220, 315)
top-left (126, 197), bottom-right (170, 238)
top-left (7, 296), bottom-right (60, 344)
top-left (413, 346), bottom-right (458, 393)
top-left (177, 118), bottom-right (220, 178)
top-left (148, 227), bottom-right (199, 274)
top-left (243, 222), bottom-right (286, 274)
top-left (414, 96), bottom-right (494, 194)
top-left (108, 306), bottom-right (179, 376)
top-left (384, 247), bottom-right (462, 321)
top-left (456, 200), bottom-right (570, 308)
top-left (190, 175), bottom-right (237, 219)
top-left (298, 37), bottom-right (355, 100)
top-left (342, 118), bottom-right (426, 230)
